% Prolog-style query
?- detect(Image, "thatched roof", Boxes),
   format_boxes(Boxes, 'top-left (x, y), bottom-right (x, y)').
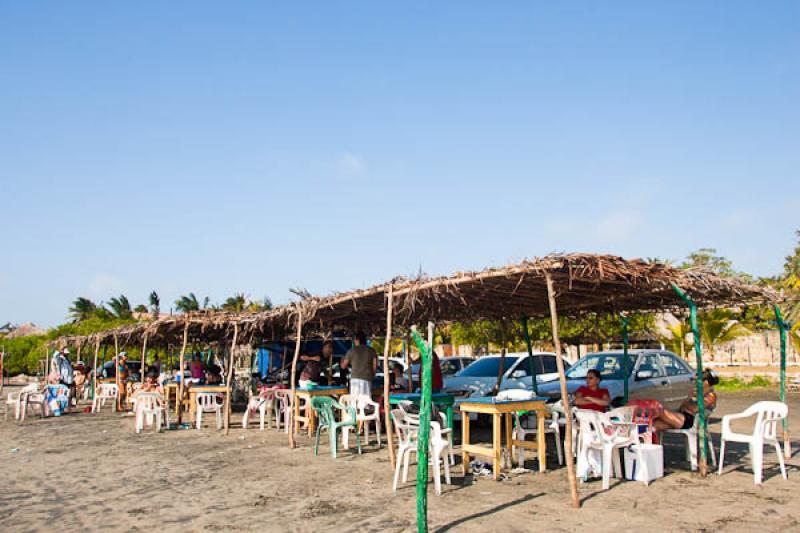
top-left (52, 253), bottom-right (775, 348)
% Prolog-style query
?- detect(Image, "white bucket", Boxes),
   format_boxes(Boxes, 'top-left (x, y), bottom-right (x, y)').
top-left (624, 444), bottom-right (663, 483)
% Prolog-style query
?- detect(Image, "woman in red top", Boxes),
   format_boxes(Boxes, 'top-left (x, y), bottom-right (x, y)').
top-left (574, 369), bottom-right (610, 412)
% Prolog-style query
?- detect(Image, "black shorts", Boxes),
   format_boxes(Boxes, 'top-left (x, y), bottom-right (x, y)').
top-left (680, 412), bottom-right (695, 430)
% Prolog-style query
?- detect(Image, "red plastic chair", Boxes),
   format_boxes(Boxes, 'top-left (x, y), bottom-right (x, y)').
top-left (627, 399), bottom-right (663, 444)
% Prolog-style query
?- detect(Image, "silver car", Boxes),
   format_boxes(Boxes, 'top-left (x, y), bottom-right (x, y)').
top-left (536, 349), bottom-right (695, 409)
top-left (442, 352), bottom-right (571, 418)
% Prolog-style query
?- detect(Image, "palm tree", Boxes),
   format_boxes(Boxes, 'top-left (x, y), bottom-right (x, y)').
top-left (175, 293), bottom-right (201, 313)
top-left (222, 293), bottom-right (247, 312)
top-left (247, 295), bottom-right (273, 312)
top-left (149, 291), bottom-right (160, 319)
top-left (134, 304), bottom-right (148, 314)
top-left (108, 295), bottom-right (133, 319)
top-left (660, 321), bottom-right (693, 359)
top-left (68, 297), bottom-right (97, 322)
top-left (697, 309), bottom-right (750, 360)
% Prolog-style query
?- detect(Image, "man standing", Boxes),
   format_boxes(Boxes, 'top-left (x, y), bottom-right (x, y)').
top-left (340, 332), bottom-right (377, 396)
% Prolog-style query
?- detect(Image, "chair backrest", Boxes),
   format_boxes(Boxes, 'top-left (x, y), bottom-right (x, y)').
top-left (606, 406), bottom-right (635, 424)
top-left (311, 396), bottom-right (342, 426)
top-left (745, 401), bottom-right (788, 440)
top-left (21, 383), bottom-right (40, 394)
top-left (196, 392), bottom-right (220, 408)
top-left (574, 409), bottom-right (621, 446)
top-left (136, 392), bottom-right (163, 411)
top-left (496, 389), bottom-right (534, 401)
top-left (99, 383), bottom-right (119, 397)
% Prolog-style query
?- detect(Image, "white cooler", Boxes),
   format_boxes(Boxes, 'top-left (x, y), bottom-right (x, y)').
top-left (624, 444), bottom-right (664, 483)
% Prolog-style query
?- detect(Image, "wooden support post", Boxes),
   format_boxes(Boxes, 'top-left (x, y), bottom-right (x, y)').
top-left (545, 272), bottom-right (580, 508)
top-left (621, 314), bottom-right (630, 405)
top-left (140, 334), bottom-right (148, 386)
top-left (224, 323), bottom-right (239, 435)
top-left (44, 346), bottom-right (49, 381)
top-left (383, 286), bottom-right (396, 469)
top-left (92, 339), bottom-right (100, 403)
top-left (281, 346), bottom-right (288, 386)
top-left (493, 318), bottom-right (507, 395)
top-left (76, 341), bottom-right (82, 365)
top-left (289, 309), bottom-right (303, 448)
top-left (406, 334), bottom-right (413, 391)
top-left (521, 316), bottom-right (538, 395)
top-left (177, 320), bottom-right (189, 425)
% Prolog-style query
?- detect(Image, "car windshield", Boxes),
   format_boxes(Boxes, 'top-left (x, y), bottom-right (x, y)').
top-left (457, 357), bottom-right (519, 378)
top-left (565, 353), bottom-right (634, 380)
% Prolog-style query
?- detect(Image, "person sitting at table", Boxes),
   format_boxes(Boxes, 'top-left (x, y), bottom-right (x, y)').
top-left (574, 369), bottom-right (610, 412)
top-left (389, 363), bottom-right (408, 392)
top-left (653, 370), bottom-right (718, 431)
top-left (134, 369), bottom-right (164, 396)
top-left (205, 364), bottom-right (223, 385)
top-left (299, 340), bottom-right (333, 388)
top-left (190, 354), bottom-right (205, 380)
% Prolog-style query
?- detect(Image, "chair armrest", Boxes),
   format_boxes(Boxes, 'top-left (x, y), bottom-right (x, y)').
top-left (721, 412), bottom-right (753, 434)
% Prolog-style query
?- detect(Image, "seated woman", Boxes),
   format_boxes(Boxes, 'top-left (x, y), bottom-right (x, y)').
top-left (205, 364), bottom-right (223, 385)
top-left (389, 364), bottom-right (408, 392)
top-left (134, 370), bottom-right (164, 396)
top-left (44, 374), bottom-right (70, 416)
top-left (653, 370), bottom-right (718, 431)
top-left (574, 369), bottom-right (610, 412)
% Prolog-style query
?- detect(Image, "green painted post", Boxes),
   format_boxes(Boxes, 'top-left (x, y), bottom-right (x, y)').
top-left (671, 283), bottom-right (709, 475)
top-left (621, 315), bottom-right (630, 405)
top-left (774, 305), bottom-right (788, 441)
top-left (520, 316), bottom-right (538, 395)
top-left (410, 327), bottom-right (432, 533)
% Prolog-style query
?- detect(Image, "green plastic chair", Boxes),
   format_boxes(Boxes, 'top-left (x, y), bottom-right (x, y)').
top-left (311, 396), bottom-right (362, 458)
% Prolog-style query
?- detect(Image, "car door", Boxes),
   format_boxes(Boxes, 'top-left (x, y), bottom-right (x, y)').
top-left (659, 352), bottom-right (694, 409)
top-left (629, 353), bottom-right (669, 404)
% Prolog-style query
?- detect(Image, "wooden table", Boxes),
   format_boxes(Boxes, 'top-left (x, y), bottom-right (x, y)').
top-left (293, 386), bottom-right (347, 437)
top-left (389, 392), bottom-right (455, 444)
top-left (164, 383), bottom-right (180, 416)
top-left (187, 385), bottom-right (231, 428)
top-left (460, 397), bottom-right (548, 480)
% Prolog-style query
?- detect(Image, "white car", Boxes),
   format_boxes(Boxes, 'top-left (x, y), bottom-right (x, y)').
top-left (442, 352), bottom-right (571, 419)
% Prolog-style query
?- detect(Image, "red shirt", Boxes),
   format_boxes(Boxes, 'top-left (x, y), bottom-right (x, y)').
top-left (575, 385), bottom-right (609, 412)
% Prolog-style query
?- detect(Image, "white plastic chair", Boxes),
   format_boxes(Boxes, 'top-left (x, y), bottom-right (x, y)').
top-left (272, 389), bottom-right (292, 433)
top-left (6, 383), bottom-right (39, 420)
top-left (575, 408), bottom-right (647, 490)
top-left (718, 401), bottom-right (788, 484)
top-left (661, 412), bottom-right (717, 471)
top-left (18, 384), bottom-right (47, 423)
top-left (391, 408), bottom-right (452, 496)
top-left (341, 394), bottom-right (382, 449)
top-left (92, 383), bottom-right (119, 413)
top-left (496, 389), bottom-right (564, 468)
top-left (242, 388), bottom-right (275, 430)
top-left (134, 392), bottom-right (169, 433)
top-left (196, 392), bottom-right (223, 430)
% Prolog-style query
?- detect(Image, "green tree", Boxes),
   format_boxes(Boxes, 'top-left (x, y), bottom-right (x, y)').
top-left (659, 321), bottom-right (693, 358)
top-left (149, 291), bottom-right (160, 319)
top-left (68, 297), bottom-right (98, 322)
top-left (175, 293), bottom-right (201, 313)
top-left (107, 295), bottom-right (133, 319)
top-left (680, 248), bottom-right (737, 277)
top-left (782, 230), bottom-right (800, 322)
top-left (697, 309), bottom-right (750, 360)
top-left (134, 304), bottom-right (148, 313)
top-left (222, 293), bottom-right (247, 312)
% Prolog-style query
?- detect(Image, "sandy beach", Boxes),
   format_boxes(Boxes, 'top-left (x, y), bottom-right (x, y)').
top-left (2, 389), bottom-right (798, 532)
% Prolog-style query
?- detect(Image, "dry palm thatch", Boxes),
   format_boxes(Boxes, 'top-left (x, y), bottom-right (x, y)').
top-left (52, 253), bottom-right (775, 348)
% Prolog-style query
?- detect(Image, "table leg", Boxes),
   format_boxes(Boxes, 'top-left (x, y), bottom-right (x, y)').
top-left (537, 407), bottom-right (546, 472)
top-left (462, 412), bottom-right (471, 476)
top-left (294, 395), bottom-right (301, 434)
top-left (504, 413), bottom-right (513, 468)
top-left (446, 405), bottom-right (454, 446)
top-left (493, 413), bottom-right (502, 481)
top-left (308, 403), bottom-right (316, 438)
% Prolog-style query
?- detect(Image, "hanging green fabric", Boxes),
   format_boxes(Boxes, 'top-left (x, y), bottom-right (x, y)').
top-left (672, 283), bottom-right (709, 473)
top-left (621, 315), bottom-right (629, 405)
top-left (410, 328), bottom-right (433, 533)
top-left (520, 316), bottom-right (538, 395)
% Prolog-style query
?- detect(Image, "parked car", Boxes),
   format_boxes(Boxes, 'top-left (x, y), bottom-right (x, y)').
top-left (536, 349), bottom-right (695, 409)
top-left (442, 352), bottom-right (571, 418)
top-left (95, 360), bottom-right (143, 381)
top-left (410, 356), bottom-right (475, 387)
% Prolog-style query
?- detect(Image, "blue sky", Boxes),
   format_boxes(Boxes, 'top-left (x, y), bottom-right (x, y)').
top-left (1, 2), bottom-right (798, 327)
